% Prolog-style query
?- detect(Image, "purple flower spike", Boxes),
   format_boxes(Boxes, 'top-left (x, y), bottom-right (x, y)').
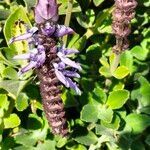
top-left (13, 45), bottom-right (46, 74)
top-left (53, 63), bottom-right (70, 87)
top-left (54, 25), bottom-right (74, 37)
top-left (35, 0), bottom-right (59, 24)
top-left (67, 77), bottom-right (81, 95)
top-left (41, 22), bottom-right (56, 36)
top-left (63, 70), bottom-right (80, 78)
top-left (9, 27), bottom-right (38, 44)
top-left (53, 60), bottom-right (81, 95)
top-left (59, 46), bottom-right (79, 55)
top-left (19, 61), bottom-right (37, 74)
top-left (13, 53), bottom-right (30, 60)
top-left (57, 52), bottom-right (82, 71)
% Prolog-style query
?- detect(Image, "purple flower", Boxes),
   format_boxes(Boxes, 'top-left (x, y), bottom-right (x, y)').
top-left (53, 61), bottom-right (81, 95)
top-left (13, 45), bottom-right (46, 74)
top-left (9, 0), bottom-right (81, 96)
top-left (34, 0), bottom-right (59, 24)
top-left (9, 27), bottom-right (38, 44)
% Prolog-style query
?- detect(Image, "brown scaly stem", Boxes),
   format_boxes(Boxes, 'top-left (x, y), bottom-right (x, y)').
top-left (36, 28), bottom-right (68, 137)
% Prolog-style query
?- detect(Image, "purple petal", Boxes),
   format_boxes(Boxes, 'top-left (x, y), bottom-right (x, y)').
top-left (63, 48), bottom-right (79, 55)
top-left (57, 52), bottom-right (82, 70)
top-left (19, 61), bottom-right (37, 74)
top-left (13, 53), bottom-right (30, 60)
top-left (54, 25), bottom-right (74, 37)
top-left (57, 62), bottom-right (66, 70)
top-left (41, 22), bottom-right (56, 36)
top-left (34, 7), bottom-right (45, 24)
top-left (62, 70), bottom-right (80, 78)
top-left (37, 45), bottom-right (45, 52)
top-left (53, 63), bottom-right (69, 87)
top-left (36, 50), bottom-right (46, 67)
top-left (9, 27), bottom-right (38, 44)
top-left (66, 77), bottom-right (81, 95)
top-left (35, 0), bottom-right (59, 23)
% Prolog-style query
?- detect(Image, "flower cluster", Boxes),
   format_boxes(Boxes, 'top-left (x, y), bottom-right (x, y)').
top-left (112, 0), bottom-right (137, 54)
top-left (9, 11), bottom-right (81, 96)
top-left (9, 0), bottom-right (82, 136)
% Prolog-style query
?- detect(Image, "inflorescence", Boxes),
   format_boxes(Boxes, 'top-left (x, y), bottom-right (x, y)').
top-left (9, 0), bottom-right (81, 136)
top-left (112, 0), bottom-right (137, 54)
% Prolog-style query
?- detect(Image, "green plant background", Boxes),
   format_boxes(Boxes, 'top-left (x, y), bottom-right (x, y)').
top-left (0, 0), bottom-right (150, 149)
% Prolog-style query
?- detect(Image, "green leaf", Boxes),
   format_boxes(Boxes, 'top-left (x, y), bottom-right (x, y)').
top-left (120, 51), bottom-right (133, 73)
top-left (81, 104), bottom-right (99, 122)
top-left (99, 57), bottom-right (109, 68)
top-left (86, 43), bottom-right (101, 62)
top-left (27, 114), bottom-right (43, 130)
top-left (92, 87), bottom-right (107, 104)
top-left (4, 114), bottom-right (21, 129)
top-left (113, 82), bottom-right (124, 91)
top-left (0, 9), bottom-right (10, 20)
top-left (0, 63), bottom-right (5, 76)
top-left (107, 90), bottom-right (129, 109)
top-left (99, 66), bottom-right (111, 77)
top-left (15, 132), bottom-right (37, 146)
top-left (93, 0), bottom-right (104, 7)
top-left (24, 0), bottom-right (36, 10)
top-left (131, 45), bottom-right (148, 61)
top-left (131, 140), bottom-right (145, 150)
top-left (15, 125), bottom-right (48, 146)
top-left (56, 137), bottom-right (67, 148)
top-left (113, 66), bottom-right (129, 79)
top-left (68, 34), bottom-right (80, 48)
top-left (0, 80), bottom-right (30, 99)
top-left (73, 34), bottom-right (87, 51)
top-left (138, 76), bottom-right (150, 106)
top-left (0, 49), bottom-right (15, 66)
top-left (59, 0), bottom-right (81, 15)
top-left (13, 146), bottom-right (34, 150)
top-left (96, 125), bottom-right (113, 136)
top-left (4, 6), bottom-right (31, 53)
top-left (61, 90), bottom-right (78, 108)
top-left (97, 17), bottom-right (112, 34)
top-left (101, 115), bottom-right (120, 130)
top-left (126, 113), bottom-right (150, 134)
top-left (98, 107), bottom-right (113, 123)
top-left (0, 94), bottom-right (9, 111)
top-left (66, 144), bottom-right (87, 150)
top-left (145, 135), bottom-right (150, 146)
top-left (139, 106), bottom-right (150, 115)
top-left (2, 67), bottom-right (18, 80)
top-left (36, 140), bottom-right (56, 150)
top-left (95, 6), bottom-right (113, 28)
top-left (76, 9), bottom-right (95, 28)
top-left (15, 93), bottom-right (28, 111)
top-left (73, 128), bottom-right (98, 146)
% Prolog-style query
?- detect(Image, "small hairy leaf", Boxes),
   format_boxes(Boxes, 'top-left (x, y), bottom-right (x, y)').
top-left (98, 107), bottom-right (113, 123)
top-left (113, 66), bottom-right (129, 79)
top-left (126, 113), bottom-right (150, 134)
top-left (4, 114), bottom-right (21, 129)
top-left (15, 93), bottom-right (29, 111)
top-left (81, 104), bottom-right (99, 122)
top-left (107, 90), bottom-right (129, 109)
top-left (73, 128), bottom-right (98, 146)
top-left (93, 0), bottom-right (104, 7)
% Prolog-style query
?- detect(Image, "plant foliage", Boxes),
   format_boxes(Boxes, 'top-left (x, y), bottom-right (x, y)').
top-left (0, 0), bottom-right (150, 149)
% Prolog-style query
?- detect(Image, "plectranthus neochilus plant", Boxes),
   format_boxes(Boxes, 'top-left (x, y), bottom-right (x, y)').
top-left (9, 0), bottom-right (82, 137)
top-left (112, 0), bottom-right (137, 54)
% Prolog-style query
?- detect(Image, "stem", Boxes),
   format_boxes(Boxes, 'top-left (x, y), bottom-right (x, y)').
top-left (84, 28), bottom-right (94, 39)
top-left (63, 0), bottom-right (74, 46)
top-left (110, 53), bottom-right (120, 74)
